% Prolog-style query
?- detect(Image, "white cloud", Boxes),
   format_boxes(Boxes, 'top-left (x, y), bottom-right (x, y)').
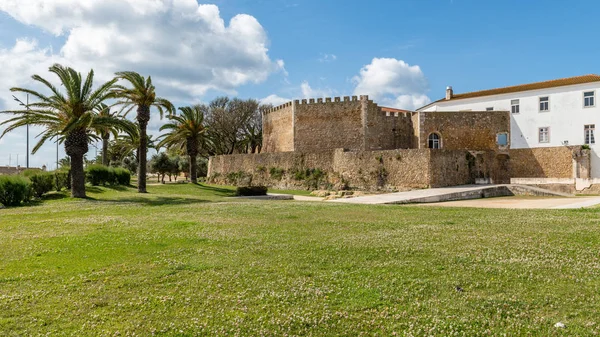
top-left (352, 58), bottom-right (431, 110)
top-left (300, 81), bottom-right (334, 98)
top-left (260, 94), bottom-right (290, 106)
top-left (0, 0), bottom-right (284, 168)
top-left (318, 53), bottom-right (337, 63)
top-left (0, 0), bottom-right (284, 98)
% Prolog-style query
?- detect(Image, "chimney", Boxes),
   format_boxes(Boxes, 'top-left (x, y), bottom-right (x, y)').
top-left (445, 86), bottom-right (453, 100)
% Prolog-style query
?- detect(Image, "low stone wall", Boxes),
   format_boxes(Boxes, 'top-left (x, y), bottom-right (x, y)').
top-left (332, 149), bottom-right (431, 189)
top-left (208, 148), bottom-right (502, 191)
top-left (510, 177), bottom-right (600, 195)
top-left (509, 147), bottom-right (575, 178)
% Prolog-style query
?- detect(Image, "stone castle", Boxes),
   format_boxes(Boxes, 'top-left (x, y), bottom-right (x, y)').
top-left (208, 94), bottom-right (590, 191)
top-left (207, 95), bottom-right (531, 191)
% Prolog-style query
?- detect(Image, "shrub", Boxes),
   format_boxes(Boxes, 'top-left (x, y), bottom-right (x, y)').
top-left (86, 165), bottom-right (131, 186)
top-left (29, 172), bottom-right (55, 198)
top-left (86, 164), bottom-right (112, 186)
top-left (269, 167), bottom-right (285, 180)
top-left (235, 186), bottom-right (268, 196)
top-left (304, 168), bottom-right (326, 190)
top-left (21, 169), bottom-right (43, 177)
top-left (225, 171), bottom-right (252, 185)
top-left (113, 167), bottom-right (131, 186)
top-left (54, 170), bottom-right (70, 191)
top-left (0, 175), bottom-right (32, 206)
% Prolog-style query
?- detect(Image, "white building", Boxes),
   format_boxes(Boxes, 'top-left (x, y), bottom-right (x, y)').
top-left (418, 75), bottom-right (600, 177)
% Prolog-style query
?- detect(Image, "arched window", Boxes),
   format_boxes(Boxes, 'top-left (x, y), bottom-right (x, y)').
top-left (428, 133), bottom-right (441, 149)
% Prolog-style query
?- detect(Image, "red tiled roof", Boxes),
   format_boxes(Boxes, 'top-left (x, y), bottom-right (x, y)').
top-left (435, 74), bottom-right (600, 105)
top-left (380, 106), bottom-right (414, 113)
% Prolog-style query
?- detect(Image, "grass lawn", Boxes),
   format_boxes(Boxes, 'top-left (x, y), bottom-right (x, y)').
top-left (1, 184), bottom-right (599, 336)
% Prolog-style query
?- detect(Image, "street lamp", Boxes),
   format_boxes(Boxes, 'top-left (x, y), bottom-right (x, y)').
top-left (12, 94), bottom-right (29, 169)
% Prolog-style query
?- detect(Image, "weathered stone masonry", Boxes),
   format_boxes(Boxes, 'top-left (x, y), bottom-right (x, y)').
top-left (208, 148), bottom-right (500, 190)
top-left (263, 96), bottom-right (415, 153)
top-left (209, 96), bottom-right (516, 190)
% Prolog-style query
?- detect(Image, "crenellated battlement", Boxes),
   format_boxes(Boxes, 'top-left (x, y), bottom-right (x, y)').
top-left (265, 95), bottom-right (374, 114)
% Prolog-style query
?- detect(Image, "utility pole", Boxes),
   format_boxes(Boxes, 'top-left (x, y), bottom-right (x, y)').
top-left (26, 94), bottom-right (29, 169)
top-left (12, 94), bottom-right (30, 168)
top-left (56, 136), bottom-right (59, 170)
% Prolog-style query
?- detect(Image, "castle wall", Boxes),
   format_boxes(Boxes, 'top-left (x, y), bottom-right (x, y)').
top-left (418, 111), bottom-right (510, 150)
top-left (332, 149), bottom-right (431, 189)
top-left (509, 147), bottom-right (576, 178)
top-left (363, 101), bottom-right (414, 150)
top-left (262, 102), bottom-right (294, 153)
top-left (293, 97), bottom-right (365, 152)
top-left (207, 148), bottom-right (504, 190)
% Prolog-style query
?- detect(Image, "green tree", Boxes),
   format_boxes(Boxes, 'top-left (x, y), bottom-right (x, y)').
top-left (0, 64), bottom-right (125, 198)
top-left (112, 71), bottom-right (174, 193)
top-left (157, 105), bottom-right (207, 183)
top-left (203, 97), bottom-right (269, 156)
top-left (93, 103), bottom-right (128, 166)
top-left (149, 152), bottom-right (172, 184)
top-left (111, 127), bottom-right (158, 167)
top-left (58, 156), bottom-right (71, 169)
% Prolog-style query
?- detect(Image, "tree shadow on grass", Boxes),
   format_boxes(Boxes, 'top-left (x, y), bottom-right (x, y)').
top-left (90, 195), bottom-right (212, 207)
top-left (42, 192), bottom-right (70, 201)
top-left (194, 183), bottom-right (236, 196)
top-left (86, 185), bottom-right (132, 194)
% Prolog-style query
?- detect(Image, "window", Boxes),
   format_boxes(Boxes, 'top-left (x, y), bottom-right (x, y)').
top-left (585, 124), bottom-right (595, 144)
top-left (497, 133), bottom-right (508, 146)
top-left (584, 91), bottom-right (595, 107)
top-left (511, 99), bottom-right (520, 114)
top-left (539, 96), bottom-right (549, 112)
top-left (428, 133), bottom-right (441, 149)
top-left (539, 127), bottom-right (550, 143)
top-left (486, 107), bottom-right (494, 111)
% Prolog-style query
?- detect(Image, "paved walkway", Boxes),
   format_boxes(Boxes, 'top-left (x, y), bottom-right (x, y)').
top-left (419, 196), bottom-right (600, 209)
top-left (328, 185), bottom-right (500, 205)
top-left (326, 185), bottom-right (600, 209)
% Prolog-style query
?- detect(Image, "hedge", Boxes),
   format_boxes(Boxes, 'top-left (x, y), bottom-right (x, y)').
top-left (236, 186), bottom-right (268, 196)
top-left (0, 175), bottom-right (32, 206)
top-left (29, 172), bottom-right (55, 198)
top-left (86, 165), bottom-right (131, 186)
top-left (54, 170), bottom-right (70, 191)
top-left (113, 167), bottom-right (131, 186)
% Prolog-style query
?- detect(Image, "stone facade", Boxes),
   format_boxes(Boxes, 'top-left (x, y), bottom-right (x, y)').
top-left (262, 96), bottom-right (415, 153)
top-left (209, 95), bottom-right (590, 191)
top-left (262, 102), bottom-right (294, 153)
top-left (417, 111), bottom-right (510, 150)
top-left (209, 96), bottom-right (516, 190)
top-left (509, 146), bottom-right (589, 179)
top-left (208, 148), bottom-right (503, 191)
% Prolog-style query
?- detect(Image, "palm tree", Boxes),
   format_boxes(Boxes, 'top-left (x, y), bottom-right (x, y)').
top-left (93, 103), bottom-right (124, 166)
top-left (112, 72), bottom-right (174, 193)
top-left (157, 105), bottom-right (207, 183)
top-left (0, 64), bottom-right (126, 198)
top-left (113, 125), bottom-right (158, 166)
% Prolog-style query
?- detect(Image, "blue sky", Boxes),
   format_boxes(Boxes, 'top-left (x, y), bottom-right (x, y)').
top-left (0, 0), bottom-right (599, 168)
top-left (217, 0), bottom-right (600, 101)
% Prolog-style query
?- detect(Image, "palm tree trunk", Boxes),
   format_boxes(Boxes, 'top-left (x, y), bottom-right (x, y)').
top-left (187, 138), bottom-right (199, 184)
top-left (189, 154), bottom-right (198, 184)
top-left (70, 152), bottom-right (86, 198)
top-left (102, 134), bottom-right (109, 166)
top-left (137, 105), bottom-right (150, 193)
top-left (65, 129), bottom-right (88, 198)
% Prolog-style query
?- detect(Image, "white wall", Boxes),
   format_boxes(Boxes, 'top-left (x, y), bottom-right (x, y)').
top-left (421, 82), bottom-right (600, 177)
